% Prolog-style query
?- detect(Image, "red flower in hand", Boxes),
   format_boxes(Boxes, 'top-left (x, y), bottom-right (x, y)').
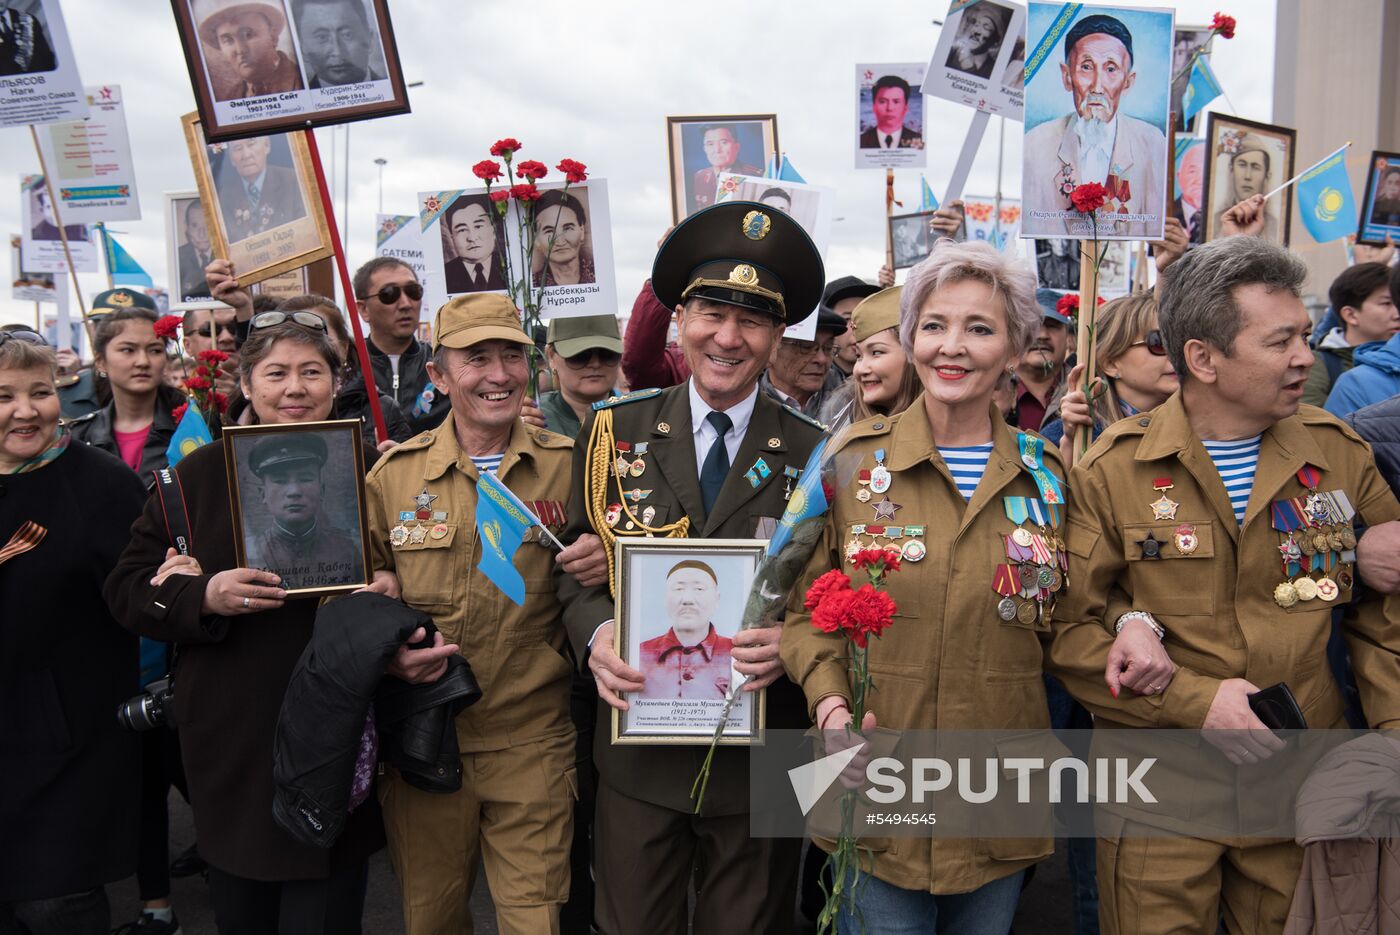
top-left (804, 569), bottom-right (851, 612)
top-left (171, 402), bottom-right (188, 423)
top-left (1070, 182), bottom-right (1108, 214)
top-left (556, 158), bottom-right (588, 184)
top-left (850, 548), bottom-right (901, 574)
top-left (810, 586), bottom-right (856, 638)
top-left (515, 160), bottom-right (548, 181)
top-left (846, 585), bottom-right (897, 648)
top-left (153, 315), bottom-right (182, 341)
top-left (472, 159), bottom-right (503, 182)
top-left (1211, 12), bottom-right (1236, 39)
top-left (489, 138), bottom-right (521, 157)
top-left (509, 183), bottom-right (541, 203)
top-left (197, 349), bottom-right (229, 364)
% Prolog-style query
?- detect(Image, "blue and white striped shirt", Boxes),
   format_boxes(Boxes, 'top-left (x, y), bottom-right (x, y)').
top-left (470, 453), bottom-right (505, 476)
top-left (1202, 437), bottom-right (1262, 524)
top-left (938, 443), bottom-right (994, 502)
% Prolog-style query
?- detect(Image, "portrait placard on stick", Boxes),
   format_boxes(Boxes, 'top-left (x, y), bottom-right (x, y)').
top-left (34, 85), bottom-right (140, 223)
top-left (10, 234), bottom-right (57, 302)
top-left (165, 190), bottom-right (225, 310)
top-left (922, 0), bottom-right (1025, 118)
top-left (19, 174), bottom-right (96, 272)
top-left (1021, 2), bottom-right (1174, 240)
top-left (1201, 113), bottom-right (1296, 247)
top-left (170, 0), bottom-right (411, 142)
top-left (666, 115), bottom-right (778, 222)
top-left (0, 0), bottom-right (88, 128)
top-left (181, 112), bottom-right (334, 287)
top-left (855, 63), bottom-right (927, 170)
top-left (1356, 151), bottom-right (1400, 247)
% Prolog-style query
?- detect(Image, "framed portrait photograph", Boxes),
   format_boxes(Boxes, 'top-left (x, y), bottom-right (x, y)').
top-left (666, 114), bottom-right (778, 222)
top-left (1357, 151), bottom-right (1400, 246)
top-left (921, 0), bottom-right (1026, 118)
top-left (165, 190), bottom-right (221, 310)
top-left (888, 211), bottom-right (937, 270)
top-left (1201, 113), bottom-right (1296, 246)
top-left (855, 62), bottom-right (928, 170)
top-left (169, 0), bottom-right (410, 142)
top-left (182, 112), bottom-right (333, 287)
top-left (1021, 2), bottom-right (1175, 241)
top-left (1173, 137), bottom-right (1207, 245)
top-left (612, 538), bottom-right (767, 746)
top-left (223, 419), bottom-right (370, 597)
top-left (1169, 25), bottom-right (1214, 133)
top-left (1034, 238), bottom-right (1080, 291)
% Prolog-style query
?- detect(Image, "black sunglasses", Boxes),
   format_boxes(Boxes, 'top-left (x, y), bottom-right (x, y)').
top-left (251, 311), bottom-right (329, 333)
top-left (357, 282), bottom-right (423, 305)
top-left (1130, 330), bottom-right (1167, 357)
top-left (561, 348), bottom-right (621, 370)
top-left (195, 321), bottom-right (238, 338)
top-left (0, 329), bottom-right (47, 348)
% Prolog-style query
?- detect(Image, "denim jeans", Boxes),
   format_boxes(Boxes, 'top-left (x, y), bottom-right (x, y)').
top-left (0, 888), bottom-right (110, 935)
top-left (836, 869), bottom-right (1026, 934)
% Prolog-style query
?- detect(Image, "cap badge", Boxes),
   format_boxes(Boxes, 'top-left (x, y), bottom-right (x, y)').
top-left (729, 264), bottom-right (758, 287)
top-left (741, 210), bottom-right (771, 241)
top-left (110, 291), bottom-right (134, 307)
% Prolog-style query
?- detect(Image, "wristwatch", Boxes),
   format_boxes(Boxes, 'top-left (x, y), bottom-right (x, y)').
top-left (1115, 611), bottom-right (1165, 640)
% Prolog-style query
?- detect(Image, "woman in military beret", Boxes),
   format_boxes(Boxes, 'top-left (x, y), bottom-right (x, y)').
top-left (821, 285), bottom-right (923, 434)
top-left (106, 313), bottom-right (388, 932)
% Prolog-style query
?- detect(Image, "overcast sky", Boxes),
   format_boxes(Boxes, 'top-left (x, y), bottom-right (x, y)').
top-left (0, 0), bottom-right (1277, 328)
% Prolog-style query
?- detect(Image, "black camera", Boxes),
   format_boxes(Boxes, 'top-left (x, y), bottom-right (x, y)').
top-left (117, 677), bottom-right (175, 732)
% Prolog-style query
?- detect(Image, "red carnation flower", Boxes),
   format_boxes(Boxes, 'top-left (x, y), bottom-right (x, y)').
top-left (1211, 12), bottom-right (1236, 39)
top-left (212, 391), bottom-right (229, 414)
top-left (184, 375), bottom-right (211, 392)
top-left (850, 548), bottom-right (901, 574)
top-left (515, 160), bottom-right (548, 181)
top-left (509, 183), bottom-right (541, 203)
top-left (1070, 182), bottom-right (1108, 214)
top-left (804, 569), bottom-right (851, 612)
top-left (153, 315), bottom-right (182, 340)
top-left (489, 138), bottom-right (521, 157)
top-left (489, 190), bottom-right (509, 203)
top-left (810, 586), bottom-right (857, 638)
top-left (197, 349), bottom-right (229, 364)
top-left (556, 158), bottom-right (588, 184)
top-left (171, 402), bottom-right (188, 423)
top-left (472, 159), bottom-right (503, 182)
top-left (846, 585), bottom-right (897, 648)
top-left (1056, 294), bottom-right (1079, 317)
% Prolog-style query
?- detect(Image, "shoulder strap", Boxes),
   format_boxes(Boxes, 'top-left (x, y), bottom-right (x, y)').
top-left (152, 466), bottom-right (193, 556)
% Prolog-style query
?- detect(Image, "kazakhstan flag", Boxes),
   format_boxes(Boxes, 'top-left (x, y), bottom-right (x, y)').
top-left (1296, 145), bottom-right (1356, 244)
top-left (475, 471), bottom-right (531, 605)
top-left (1180, 56), bottom-right (1222, 124)
top-left (164, 400), bottom-right (212, 467)
top-left (767, 437), bottom-right (831, 556)
top-left (921, 176), bottom-right (940, 212)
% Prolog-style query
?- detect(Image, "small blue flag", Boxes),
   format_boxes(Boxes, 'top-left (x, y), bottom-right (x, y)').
top-left (1296, 144), bottom-right (1357, 244)
top-left (474, 470), bottom-right (533, 605)
top-left (100, 227), bottom-right (154, 287)
top-left (777, 156), bottom-right (806, 184)
top-left (920, 176), bottom-right (939, 212)
top-left (764, 152), bottom-right (780, 179)
top-left (768, 438), bottom-right (830, 556)
top-left (165, 399), bottom-right (212, 467)
top-left (1180, 56), bottom-right (1222, 124)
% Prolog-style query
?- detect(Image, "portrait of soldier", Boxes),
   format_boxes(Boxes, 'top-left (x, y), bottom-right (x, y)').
top-left (1210, 132), bottom-right (1282, 243)
top-left (690, 124), bottom-right (761, 213)
top-left (442, 193), bottom-right (507, 294)
top-left (758, 186), bottom-right (793, 214)
top-left (1368, 165), bottom-right (1400, 228)
top-left (1174, 141), bottom-right (1206, 244)
top-left (289, 0), bottom-right (384, 87)
top-left (859, 75), bottom-right (922, 150)
top-left (1022, 13), bottom-right (1167, 237)
top-left (0, 3), bottom-right (57, 75)
top-left (213, 135), bottom-right (307, 241)
top-left (197, 0), bottom-right (305, 102)
top-left (29, 188), bottom-right (86, 243)
top-left (1035, 238), bottom-right (1079, 290)
top-left (244, 432), bottom-right (363, 591)
top-left (638, 560), bottom-right (734, 701)
top-left (177, 200), bottom-right (215, 300)
top-left (945, 2), bottom-right (1007, 80)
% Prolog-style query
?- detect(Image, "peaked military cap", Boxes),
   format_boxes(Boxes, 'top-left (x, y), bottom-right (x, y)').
top-left (249, 432), bottom-right (328, 477)
top-left (91, 287), bottom-right (157, 316)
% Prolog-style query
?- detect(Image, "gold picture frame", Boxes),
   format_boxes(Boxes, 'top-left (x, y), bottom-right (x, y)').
top-left (224, 419), bottom-right (370, 598)
top-left (181, 111), bottom-right (334, 288)
top-left (612, 537), bottom-right (768, 746)
top-left (1201, 112), bottom-right (1297, 247)
top-left (666, 113), bottom-right (779, 223)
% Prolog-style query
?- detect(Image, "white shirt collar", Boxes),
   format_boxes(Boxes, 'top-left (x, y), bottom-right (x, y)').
top-left (688, 378), bottom-right (758, 440)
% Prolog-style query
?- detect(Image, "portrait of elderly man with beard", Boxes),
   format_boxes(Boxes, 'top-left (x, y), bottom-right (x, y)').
top-left (1023, 12), bottom-right (1167, 238)
top-left (945, 1), bottom-right (1008, 79)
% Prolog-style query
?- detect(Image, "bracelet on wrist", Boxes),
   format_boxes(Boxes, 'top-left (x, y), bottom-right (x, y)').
top-left (1115, 611), bottom-right (1165, 640)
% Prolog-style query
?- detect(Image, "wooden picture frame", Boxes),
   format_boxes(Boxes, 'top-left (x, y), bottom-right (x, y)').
top-left (1201, 113), bottom-right (1296, 247)
top-left (888, 210), bottom-right (937, 270)
top-left (666, 114), bottom-right (778, 223)
top-left (170, 0), bottom-right (411, 143)
top-left (612, 537), bottom-right (768, 746)
top-left (182, 112), bottom-right (333, 288)
top-left (223, 419), bottom-right (371, 598)
top-left (1356, 150), bottom-right (1400, 247)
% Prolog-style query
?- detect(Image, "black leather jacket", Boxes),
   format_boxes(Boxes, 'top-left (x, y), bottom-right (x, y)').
top-left (366, 337), bottom-right (451, 436)
top-left (68, 400), bottom-right (177, 488)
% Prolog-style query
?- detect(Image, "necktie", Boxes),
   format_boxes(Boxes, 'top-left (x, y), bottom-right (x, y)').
top-left (885, 134), bottom-right (893, 149)
top-left (247, 183), bottom-right (260, 208)
top-left (700, 411), bottom-right (732, 515)
top-left (473, 262), bottom-right (485, 286)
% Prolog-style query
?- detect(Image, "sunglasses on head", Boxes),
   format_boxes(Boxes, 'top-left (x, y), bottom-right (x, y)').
top-left (251, 311), bottom-right (329, 333)
top-left (358, 282), bottom-right (423, 305)
top-left (0, 329), bottom-right (47, 348)
top-left (1130, 330), bottom-right (1167, 357)
top-left (195, 321), bottom-right (238, 338)
top-left (560, 348), bottom-right (621, 370)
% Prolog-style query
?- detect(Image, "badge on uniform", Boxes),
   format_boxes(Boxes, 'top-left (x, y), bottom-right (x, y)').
top-left (869, 449), bottom-right (891, 494)
top-left (1150, 477), bottom-right (1179, 521)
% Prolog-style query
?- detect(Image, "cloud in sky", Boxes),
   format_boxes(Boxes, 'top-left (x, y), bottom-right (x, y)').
top-left (0, 0), bottom-right (1275, 327)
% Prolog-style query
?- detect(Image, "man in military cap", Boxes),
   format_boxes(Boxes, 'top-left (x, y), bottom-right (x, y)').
top-left (1049, 236), bottom-right (1400, 933)
top-left (244, 432), bottom-right (363, 590)
top-left (556, 200), bottom-right (828, 934)
top-left (364, 293), bottom-right (606, 934)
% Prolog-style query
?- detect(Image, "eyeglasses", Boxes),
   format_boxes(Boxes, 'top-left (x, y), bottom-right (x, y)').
top-left (195, 321), bottom-right (238, 338)
top-left (251, 311), bottom-right (329, 333)
top-left (0, 330), bottom-right (47, 348)
top-left (1129, 330), bottom-right (1167, 357)
top-left (560, 348), bottom-right (621, 370)
top-left (357, 282), bottom-right (423, 305)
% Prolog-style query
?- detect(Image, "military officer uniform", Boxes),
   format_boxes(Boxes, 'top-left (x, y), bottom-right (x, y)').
top-left (1049, 395), bottom-right (1400, 934)
top-left (555, 201), bottom-right (827, 935)
top-left (365, 296), bottom-right (577, 935)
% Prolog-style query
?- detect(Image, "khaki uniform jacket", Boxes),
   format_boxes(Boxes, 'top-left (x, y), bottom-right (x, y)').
top-left (1050, 396), bottom-right (1400, 740)
top-left (557, 382), bottom-right (825, 815)
top-left (781, 406), bottom-right (1058, 895)
top-left (365, 419), bottom-right (576, 754)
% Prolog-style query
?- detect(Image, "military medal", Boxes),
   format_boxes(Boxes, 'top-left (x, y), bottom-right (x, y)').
top-left (1149, 478), bottom-right (1179, 521)
top-left (409, 525), bottom-right (428, 544)
top-left (642, 505), bottom-right (656, 525)
top-left (1315, 576), bottom-right (1339, 602)
top-left (872, 496), bottom-right (901, 522)
top-left (631, 458), bottom-right (646, 477)
top-left (1174, 523), bottom-right (1198, 555)
top-left (390, 525), bottom-right (409, 547)
top-left (1292, 577), bottom-right (1318, 602)
top-left (615, 456), bottom-right (631, 477)
top-left (900, 539), bottom-right (926, 562)
top-left (997, 598), bottom-right (1018, 621)
top-left (869, 450), bottom-right (891, 494)
top-left (1273, 581), bottom-right (1299, 608)
top-left (1136, 531), bottom-right (1163, 559)
top-left (856, 488), bottom-right (872, 503)
top-left (399, 511), bottom-right (414, 522)
top-left (625, 488), bottom-right (652, 502)
top-left (1011, 527), bottom-right (1034, 548)
top-left (414, 488), bottom-right (438, 521)
top-left (1016, 601), bottom-right (1039, 626)
top-left (605, 503), bottom-right (622, 527)
top-left (783, 465), bottom-right (800, 500)
top-left (430, 523), bottom-right (449, 540)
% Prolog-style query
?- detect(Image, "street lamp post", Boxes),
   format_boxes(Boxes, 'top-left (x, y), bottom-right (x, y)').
top-left (374, 158), bottom-right (387, 214)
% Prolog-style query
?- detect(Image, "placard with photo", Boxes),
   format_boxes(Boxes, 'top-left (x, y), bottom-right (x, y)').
top-left (165, 190), bottom-right (224, 310)
top-left (1356, 151), bottom-right (1400, 247)
top-left (19, 174), bottom-right (96, 273)
top-left (1201, 113), bottom-right (1295, 246)
top-left (666, 114), bottom-right (778, 221)
top-left (34, 85), bottom-right (140, 223)
top-left (922, 0), bottom-right (1026, 118)
top-left (855, 63), bottom-right (927, 170)
top-left (1170, 25), bottom-right (1214, 133)
top-left (0, 0), bottom-right (89, 128)
top-left (889, 211), bottom-right (937, 270)
top-left (10, 233), bottom-right (57, 302)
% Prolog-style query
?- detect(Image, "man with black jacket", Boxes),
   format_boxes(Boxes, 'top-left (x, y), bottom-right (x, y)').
top-left (352, 257), bottom-right (452, 435)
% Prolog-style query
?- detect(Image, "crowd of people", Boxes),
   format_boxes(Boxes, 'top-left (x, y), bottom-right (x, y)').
top-left (3, 185), bottom-right (1400, 935)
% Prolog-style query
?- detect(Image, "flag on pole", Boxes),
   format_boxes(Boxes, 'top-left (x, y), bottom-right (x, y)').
top-left (767, 438), bottom-right (830, 556)
top-left (776, 156), bottom-right (805, 183)
top-left (100, 228), bottom-right (153, 286)
top-left (473, 471), bottom-right (534, 605)
top-left (165, 401), bottom-right (213, 467)
top-left (1296, 145), bottom-right (1357, 244)
top-left (920, 176), bottom-right (939, 212)
top-left (1180, 56), bottom-right (1223, 124)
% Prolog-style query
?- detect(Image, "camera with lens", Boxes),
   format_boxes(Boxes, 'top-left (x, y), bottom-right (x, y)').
top-left (116, 677), bottom-right (175, 732)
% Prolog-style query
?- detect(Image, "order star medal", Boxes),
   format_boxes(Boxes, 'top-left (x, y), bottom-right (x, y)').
top-left (1149, 477), bottom-right (1178, 521)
